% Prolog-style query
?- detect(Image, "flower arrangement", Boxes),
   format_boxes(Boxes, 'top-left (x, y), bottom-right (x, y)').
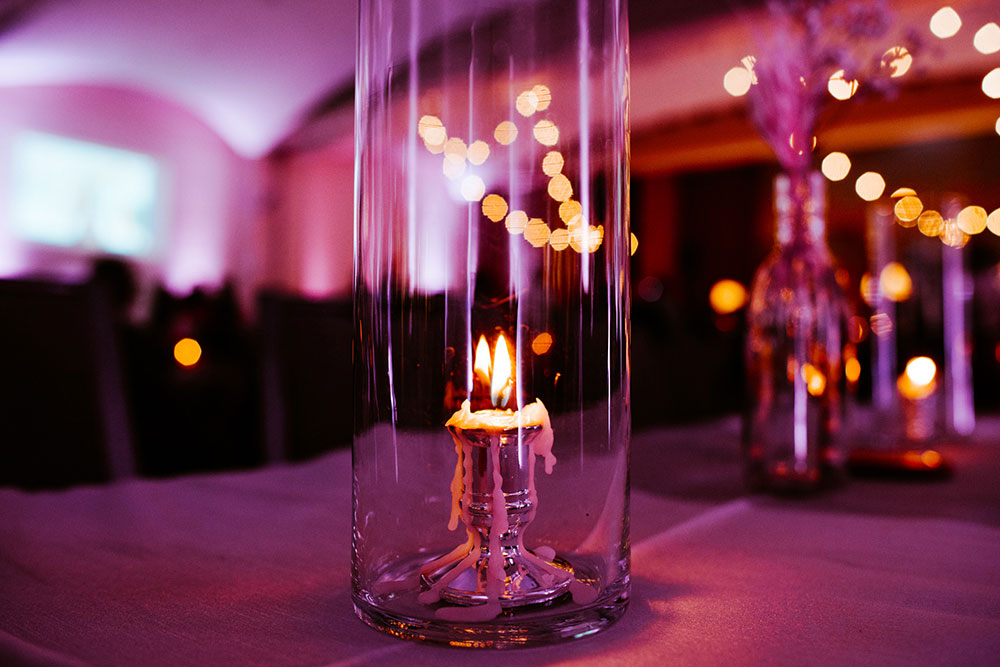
top-left (745, 0), bottom-right (920, 175)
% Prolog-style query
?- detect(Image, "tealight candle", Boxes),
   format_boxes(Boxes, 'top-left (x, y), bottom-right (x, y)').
top-left (898, 356), bottom-right (937, 441)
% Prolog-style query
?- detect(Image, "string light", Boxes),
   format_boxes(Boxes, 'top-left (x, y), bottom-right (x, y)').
top-left (855, 172), bottom-right (886, 201)
top-left (724, 66), bottom-right (753, 97)
top-left (174, 338), bottom-right (202, 367)
top-left (821, 152), bottom-right (851, 181)
top-left (974, 22), bottom-right (1000, 54)
top-left (982, 68), bottom-right (1000, 99)
top-left (930, 7), bottom-right (962, 39)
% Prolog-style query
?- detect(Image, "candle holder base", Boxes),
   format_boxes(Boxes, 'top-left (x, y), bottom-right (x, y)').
top-left (420, 548), bottom-right (574, 608)
top-left (419, 422), bottom-right (575, 609)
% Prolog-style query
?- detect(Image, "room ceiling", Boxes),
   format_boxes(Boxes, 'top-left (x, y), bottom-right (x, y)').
top-left (0, 0), bottom-right (995, 161)
top-left (0, 0), bottom-right (746, 158)
top-left (0, 0), bottom-right (359, 158)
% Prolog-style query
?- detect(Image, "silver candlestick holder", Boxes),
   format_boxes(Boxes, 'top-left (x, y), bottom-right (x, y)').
top-left (420, 423), bottom-right (573, 607)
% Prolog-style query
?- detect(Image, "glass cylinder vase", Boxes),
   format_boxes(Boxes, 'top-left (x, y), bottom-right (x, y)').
top-left (354, 0), bottom-right (630, 647)
top-left (744, 171), bottom-right (847, 493)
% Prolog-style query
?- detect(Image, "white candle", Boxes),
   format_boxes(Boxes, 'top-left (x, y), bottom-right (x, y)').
top-left (418, 333), bottom-right (594, 620)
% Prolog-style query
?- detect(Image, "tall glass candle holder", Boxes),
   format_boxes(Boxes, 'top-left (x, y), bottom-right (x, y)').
top-left (353, 0), bottom-right (629, 647)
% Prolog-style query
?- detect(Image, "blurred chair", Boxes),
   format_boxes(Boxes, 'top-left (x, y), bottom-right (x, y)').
top-left (0, 278), bottom-right (135, 488)
top-left (258, 290), bottom-right (352, 462)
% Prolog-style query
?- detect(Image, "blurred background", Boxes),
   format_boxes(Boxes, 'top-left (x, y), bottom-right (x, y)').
top-left (0, 0), bottom-right (997, 488)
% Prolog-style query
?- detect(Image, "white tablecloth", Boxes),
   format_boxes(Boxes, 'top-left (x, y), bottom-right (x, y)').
top-left (2, 417), bottom-right (999, 666)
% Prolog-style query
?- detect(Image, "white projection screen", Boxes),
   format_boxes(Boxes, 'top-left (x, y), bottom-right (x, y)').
top-left (9, 131), bottom-right (160, 257)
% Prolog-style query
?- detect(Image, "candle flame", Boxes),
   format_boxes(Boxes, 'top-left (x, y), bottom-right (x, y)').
top-left (491, 334), bottom-right (513, 408)
top-left (905, 356), bottom-right (936, 387)
top-left (898, 356), bottom-right (937, 400)
top-left (474, 335), bottom-right (491, 386)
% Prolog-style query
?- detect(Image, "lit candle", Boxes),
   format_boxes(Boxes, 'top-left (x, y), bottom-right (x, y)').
top-left (418, 333), bottom-right (594, 622)
top-left (898, 356), bottom-right (937, 441)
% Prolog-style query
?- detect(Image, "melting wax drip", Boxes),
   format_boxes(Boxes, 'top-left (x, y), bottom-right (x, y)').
top-left (425, 399), bottom-right (595, 620)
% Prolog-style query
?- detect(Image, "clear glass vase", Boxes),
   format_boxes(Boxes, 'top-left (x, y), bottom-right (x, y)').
top-left (744, 171), bottom-right (847, 493)
top-left (353, 0), bottom-right (630, 647)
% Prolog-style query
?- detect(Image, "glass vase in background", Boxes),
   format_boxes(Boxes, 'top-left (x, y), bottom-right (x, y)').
top-left (744, 171), bottom-right (847, 493)
top-left (354, 0), bottom-right (630, 647)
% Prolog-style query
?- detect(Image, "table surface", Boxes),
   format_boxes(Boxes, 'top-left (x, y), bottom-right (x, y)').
top-left (3, 416), bottom-right (999, 666)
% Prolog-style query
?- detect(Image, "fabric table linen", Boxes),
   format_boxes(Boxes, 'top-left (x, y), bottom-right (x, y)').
top-left (2, 417), bottom-right (999, 666)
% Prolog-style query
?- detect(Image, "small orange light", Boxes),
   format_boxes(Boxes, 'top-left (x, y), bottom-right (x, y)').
top-left (708, 279), bottom-right (748, 315)
top-left (531, 332), bottom-right (553, 355)
top-left (802, 363), bottom-right (827, 397)
top-left (920, 450), bottom-right (942, 468)
top-left (174, 338), bottom-right (202, 367)
top-left (898, 356), bottom-right (937, 400)
top-left (880, 262), bottom-right (913, 302)
top-left (845, 357), bottom-right (861, 383)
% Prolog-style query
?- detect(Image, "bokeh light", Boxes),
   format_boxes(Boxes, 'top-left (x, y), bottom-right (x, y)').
top-left (709, 279), bottom-right (748, 315)
top-left (987, 209), bottom-right (1000, 236)
top-left (467, 140), bottom-right (490, 165)
top-left (917, 210), bottom-right (944, 237)
top-left (547, 174), bottom-right (573, 202)
top-left (630, 233), bottom-right (638, 256)
top-left (533, 120), bottom-right (559, 146)
top-left (174, 338), bottom-right (202, 367)
top-left (523, 218), bottom-right (550, 248)
top-left (855, 172), bottom-right (886, 201)
top-left (974, 22), bottom-right (1000, 54)
top-left (532, 84), bottom-right (552, 111)
top-left (870, 312), bottom-right (894, 338)
top-left (418, 115), bottom-right (446, 146)
top-left (881, 46), bottom-right (912, 77)
top-left (570, 225), bottom-right (603, 253)
top-left (845, 357), bottom-right (861, 383)
top-left (940, 219), bottom-right (969, 248)
top-left (494, 121), bottom-right (518, 145)
top-left (920, 450), bottom-right (942, 468)
top-left (828, 70), bottom-right (859, 100)
top-left (894, 196), bottom-right (923, 225)
top-left (891, 187), bottom-right (917, 198)
top-left (559, 199), bottom-right (582, 224)
top-left (860, 273), bottom-right (876, 306)
top-left (505, 210), bottom-right (528, 234)
top-left (957, 205), bottom-right (988, 234)
top-left (802, 364), bottom-right (827, 397)
top-left (549, 228), bottom-right (569, 251)
top-left (905, 356), bottom-right (937, 387)
top-left (516, 89), bottom-right (539, 117)
top-left (982, 68), bottom-right (1000, 99)
top-left (460, 175), bottom-right (485, 202)
top-left (821, 152), bottom-right (851, 181)
top-left (930, 7), bottom-right (962, 39)
top-left (587, 225), bottom-right (604, 253)
top-left (442, 154), bottom-right (466, 180)
top-left (481, 194), bottom-right (508, 222)
top-left (879, 262), bottom-right (913, 302)
top-left (542, 151), bottom-right (564, 177)
top-left (443, 137), bottom-right (466, 159)
top-left (723, 66), bottom-right (753, 97)
top-left (531, 332), bottom-right (553, 355)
